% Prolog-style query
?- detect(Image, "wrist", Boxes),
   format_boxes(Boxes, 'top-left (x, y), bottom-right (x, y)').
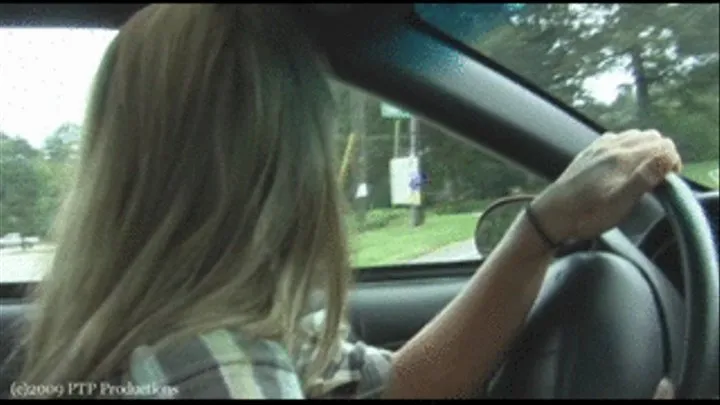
top-left (515, 212), bottom-right (560, 259)
top-left (497, 210), bottom-right (559, 263)
top-left (524, 204), bottom-right (563, 251)
top-left (491, 192), bottom-right (569, 262)
top-left (528, 189), bottom-right (574, 243)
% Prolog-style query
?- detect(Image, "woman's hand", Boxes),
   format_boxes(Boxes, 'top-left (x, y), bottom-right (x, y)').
top-left (531, 129), bottom-right (682, 243)
top-left (534, 132), bottom-right (680, 400)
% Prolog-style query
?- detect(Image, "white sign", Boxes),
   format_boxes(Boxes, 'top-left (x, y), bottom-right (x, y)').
top-left (389, 156), bottom-right (421, 206)
top-left (355, 183), bottom-right (369, 199)
top-left (381, 103), bottom-right (412, 120)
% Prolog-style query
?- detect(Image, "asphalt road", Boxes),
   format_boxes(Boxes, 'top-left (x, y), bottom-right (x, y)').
top-left (408, 239), bottom-right (481, 264)
top-left (0, 239), bottom-right (482, 283)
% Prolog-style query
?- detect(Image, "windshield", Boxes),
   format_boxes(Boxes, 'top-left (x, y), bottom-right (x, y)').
top-left (417, 3), bottom-right (720, 189)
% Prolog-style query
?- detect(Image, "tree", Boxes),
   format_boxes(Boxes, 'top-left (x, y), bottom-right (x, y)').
top-left (0, 133), bottom-right (44, 235)
top-left (0, 122), bottom-right (82, 238)
top-left (37, 123), bottom-right (82, 238)
top-left (331, 3), bottom-right (718, 214)
top-left (475, 3), bottom-right (718, 163)
top-left (44, 122), bottom-right (82, 163)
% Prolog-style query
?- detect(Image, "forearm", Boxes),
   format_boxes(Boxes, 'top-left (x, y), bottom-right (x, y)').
top-left (384, 211), bottom-right (555, 399)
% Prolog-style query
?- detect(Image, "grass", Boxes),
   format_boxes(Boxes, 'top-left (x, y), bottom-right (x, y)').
top-left (683, 160), bottom-right (719, 189)
top-left (349, 210), bottom-right (478, 268)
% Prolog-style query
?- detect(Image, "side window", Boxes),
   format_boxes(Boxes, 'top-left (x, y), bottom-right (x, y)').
top-left (1, 28), bottom-right (117, 283)
top-left (329, 83), bottom-right (548, 268)
top-left (0, 27), bottom-right (548, 285)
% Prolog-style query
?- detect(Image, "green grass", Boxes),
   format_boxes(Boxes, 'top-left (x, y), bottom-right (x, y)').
top-left (683, 160), bottom-right (719, 189)
top-left (349, 211), bottom-right (477, 268)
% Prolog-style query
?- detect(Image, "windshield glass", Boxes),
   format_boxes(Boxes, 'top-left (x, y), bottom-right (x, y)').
top-left (417, 3), bottom-right (720, 189)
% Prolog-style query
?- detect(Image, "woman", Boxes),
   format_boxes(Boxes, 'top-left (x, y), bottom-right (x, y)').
top-left (15, 4), bottom-right (677, 399)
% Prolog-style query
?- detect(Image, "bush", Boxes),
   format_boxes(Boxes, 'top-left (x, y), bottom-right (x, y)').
top-left (431, 199), bottom-right (492, 215)
top-left (346, 208), bottom-right (407, 233)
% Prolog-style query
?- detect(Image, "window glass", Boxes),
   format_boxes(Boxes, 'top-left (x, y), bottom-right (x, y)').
top-left (0, 27), bottom-right (547, 283)
top-left (418, 3), bottom-right (719, 189)
top-left (330, 82), bottom-right (547, 268)
top-left (1, 28), bottom-right (116, 283)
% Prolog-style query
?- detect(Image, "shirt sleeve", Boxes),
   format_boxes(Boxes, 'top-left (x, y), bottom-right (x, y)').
top-left (298, 311), bottom-right (395, 399)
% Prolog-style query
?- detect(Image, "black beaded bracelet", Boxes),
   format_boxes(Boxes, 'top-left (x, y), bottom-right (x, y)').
top-left (524, 204), bottom-right (563, 250)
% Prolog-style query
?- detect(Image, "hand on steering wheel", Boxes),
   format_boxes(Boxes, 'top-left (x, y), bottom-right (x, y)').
top-left (531, 129), bottom-right (681, 244)
top-left (486, 128), bottom-right (717, 399)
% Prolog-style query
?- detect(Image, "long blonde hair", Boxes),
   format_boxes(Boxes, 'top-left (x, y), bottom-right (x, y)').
top-left (17, 4), bottom-right (351, 389)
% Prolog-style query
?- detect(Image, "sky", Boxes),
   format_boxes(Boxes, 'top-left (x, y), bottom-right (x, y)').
top-left (0, 28), bottom-right (633, 149)
top-left (0, 28), bottom-right (117, 148)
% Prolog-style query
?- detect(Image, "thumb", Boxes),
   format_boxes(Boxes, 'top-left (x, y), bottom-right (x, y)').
top-left (653, 378), bottom-right (675, 399)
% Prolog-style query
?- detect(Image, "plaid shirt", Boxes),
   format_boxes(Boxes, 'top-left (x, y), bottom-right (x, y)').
top-left (123, 311), bottom-right (394, 399)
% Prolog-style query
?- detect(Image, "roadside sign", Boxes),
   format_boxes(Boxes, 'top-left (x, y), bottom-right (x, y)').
top-left (355, 183), bottom-right (369, 199)
top-left (381, 103), bottom-right (412, 120)
top-left (390, 156), bottom-right (422, 206)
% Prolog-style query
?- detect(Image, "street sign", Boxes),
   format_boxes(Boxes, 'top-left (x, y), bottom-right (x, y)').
top-left (390, 156), bottom-right (422, 206)
top-left (355, 183), bottom-right (369, 199)
top-left (381, 103), bottom-right (412, 120)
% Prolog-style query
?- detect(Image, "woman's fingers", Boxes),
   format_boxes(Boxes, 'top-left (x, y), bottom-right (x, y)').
top-left (622, 135), bottom-right (683, 189)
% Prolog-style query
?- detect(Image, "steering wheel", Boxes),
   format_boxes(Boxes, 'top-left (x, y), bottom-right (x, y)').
top-left (485, 174), bottom-right (719, 399)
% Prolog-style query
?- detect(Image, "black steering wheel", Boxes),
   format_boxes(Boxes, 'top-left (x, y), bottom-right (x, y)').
top-left (485, 174), bottom-right (719, 399)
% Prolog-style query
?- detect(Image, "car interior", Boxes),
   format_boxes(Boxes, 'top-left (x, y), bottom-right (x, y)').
top-left (0, 4), bottom-right (718, 399)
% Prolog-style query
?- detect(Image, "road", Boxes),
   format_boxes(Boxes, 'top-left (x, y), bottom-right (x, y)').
top-left (409, 238), bottom-right (481, 264)
top-left (0, 238), bottom-right (482, 283)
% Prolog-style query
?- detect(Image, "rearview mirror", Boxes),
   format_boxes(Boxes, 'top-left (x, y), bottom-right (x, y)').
top-left (474, 195), bottom-right (535, 256)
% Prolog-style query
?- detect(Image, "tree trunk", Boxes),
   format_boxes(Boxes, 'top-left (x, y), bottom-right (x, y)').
top-left (630, 46), bottom-right (652, 126)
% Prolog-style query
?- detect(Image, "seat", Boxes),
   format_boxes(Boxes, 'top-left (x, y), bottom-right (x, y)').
top-left (0, 304), bottom-right (28, 398)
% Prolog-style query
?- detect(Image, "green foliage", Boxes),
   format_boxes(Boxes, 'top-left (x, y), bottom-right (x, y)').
top-left (475, 3), bottom-right (718, 165)
top-left (346, 208), bottom-right (406, 233)
top-left (432, 199), bottom-right (491, 216)
top-left (0, 123), bottom-right (80, 238)
top-left (341, 2), bottom-right (718, 223)
top-left (0, 137), bottom-right (42, 234)
top-left (1, 4), bottom-right (717, 248)
top-left (683, 160), bottom-right (720, 189)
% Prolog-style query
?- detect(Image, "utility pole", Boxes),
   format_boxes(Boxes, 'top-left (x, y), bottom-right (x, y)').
top-left (350, 91), bottom-right (369, 230)
top-left (393, 120), bottom-right (401, 157)
top-left (409, 117), bottom-right (425, 227)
